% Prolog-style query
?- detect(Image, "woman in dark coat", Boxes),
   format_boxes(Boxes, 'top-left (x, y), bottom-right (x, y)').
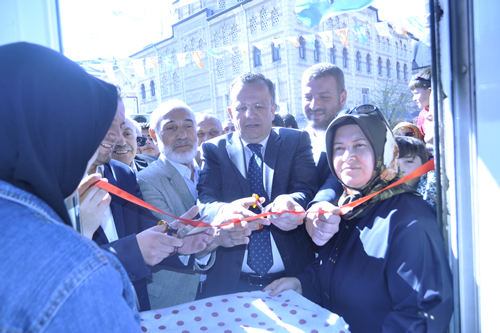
top-left (266, 105), bottom-right (453, 332)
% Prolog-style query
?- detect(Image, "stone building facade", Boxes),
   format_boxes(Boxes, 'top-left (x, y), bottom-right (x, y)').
top-left (130, 0), bottom-right (414, 126)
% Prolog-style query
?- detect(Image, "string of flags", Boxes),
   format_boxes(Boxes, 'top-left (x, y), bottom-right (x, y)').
top-left (91, 15), bottom-right (426, 83)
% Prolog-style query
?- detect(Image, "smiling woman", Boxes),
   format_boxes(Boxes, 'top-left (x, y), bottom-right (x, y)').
top-left (265, 104), bottom-right (453, 332)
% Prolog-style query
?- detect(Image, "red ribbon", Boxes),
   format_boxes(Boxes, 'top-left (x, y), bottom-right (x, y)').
top-left (92, 159), bottom-right (434, 228)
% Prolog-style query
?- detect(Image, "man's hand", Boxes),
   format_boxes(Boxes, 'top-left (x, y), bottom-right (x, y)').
top-left (213, 196), bottom-right (268, 225)
top-left (136, 225), bottom-right (184, 266)
top-left (305, 201), bottom-right (341, 246)
top-left (263, 277), bottom-right (302, 296)
top-left (78, 173), bottom-right (111, 239)
top-left (266, 195), bottom-right (305, 231)
top-left (173, 206), bottom-right (215, 255)
top-left (196, 197), bottom-right (271, 257)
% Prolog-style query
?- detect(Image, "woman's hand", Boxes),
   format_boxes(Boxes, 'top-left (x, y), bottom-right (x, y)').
top-left (264, 277), bottom-right (302, 296)
top-left (305, 201), bottom-right (341, 246)
top-left (78, 174), bottom-right (111, 239)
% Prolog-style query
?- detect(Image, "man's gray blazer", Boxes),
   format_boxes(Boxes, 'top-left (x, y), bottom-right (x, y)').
top-left (137, 155), bottom-right (214, 309)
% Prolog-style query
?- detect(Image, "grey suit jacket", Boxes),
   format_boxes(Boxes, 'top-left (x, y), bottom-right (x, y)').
top-left (137, 155), bottom-right (214, 309)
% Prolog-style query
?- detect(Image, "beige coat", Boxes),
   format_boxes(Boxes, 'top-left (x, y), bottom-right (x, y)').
top-left (137, 156), bottom-right (214, 309)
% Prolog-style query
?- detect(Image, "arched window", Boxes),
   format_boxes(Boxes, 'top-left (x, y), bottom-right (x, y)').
top-left (378, 57), bottom-right (382, 76)
top-left (173, 72), bottom-right (180, 91)
top-left (299, 36), bottom-right (306, 60)
top-left (271, 8), bottom-right (279, 27)
top-left (366, 54), bottom-right (371, 73)
top-left (342, 48), bottom-right (348, 68)
top-left (330, 46), bottom-right (336, 64)
top-left (214, 32), bottom-right (221, 47)
top-left (250, 17), bottom-right (257, 34)
top-left (396, 62), bottom-right (400, 79)
top-left (199, 38), bottom-right (205, 50)
top-left (314, 40), bottom-right (320, 62)
top-left (254, 46), bottom-right (262, 67)
top-left (356, 51), bottom-right (361, 71)
top-left (386, 59), bottom-right (391, 77)
top-left (150, 80), bottom-right (155, 97)
top-left (272, 42), bottom-right (281, 62)
top-left (395, 42), bottom-right (399, 54)
top-left (216, 58), bottom-right (224, 77)
top-left (404, 64), bottom-right (408, 81)
top-left (387, 38), bottom-right (391, 52)
top-left (261, 8), bottom-right (268, 30)
top-left (223, 25), bottom-right (229, 45)
top-left (141, 84), bottom-right (146, 99)
top-left (232, 24), bottom-right (238, 43)
top-left (366, 30), bottom-right (371, 45)
top-left (326, 18), bottom-right (334, 31)
top-left (233, 51), bottom-right (241, 74)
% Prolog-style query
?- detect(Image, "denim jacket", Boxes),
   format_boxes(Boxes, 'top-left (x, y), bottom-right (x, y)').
top-left (0, 180), bottom-right (141, 332)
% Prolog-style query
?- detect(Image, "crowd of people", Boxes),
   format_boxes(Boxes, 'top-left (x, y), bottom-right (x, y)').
top-left (0, 42), bottom-right (452, 332)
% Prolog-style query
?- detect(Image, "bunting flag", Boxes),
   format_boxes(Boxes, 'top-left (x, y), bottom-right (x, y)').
top-left (237, 43), bottom-right (248, 54)
top-left (303, 34), bottom-right (316, 49)
top-left (272, 38), bottom-right (283, 47)
top-left (374, 22), bottom-right (392, 38)
top-left (352, 26), bottom-right (368, 44)
top-left (162, 55), bottom-right (174, 72)
top-left (390, 20), bottom-right (408, 37)
top-left (132, 59), bottom-right (145, 78)
top-left (317, 31), bottom-right (333, 48)
top-left (295, 0), bottom-right (375, 27)
top-left (285, 36), bottom-right (301, 47)
top-left (101, 62), bottom-right (116, 83)
top-left (335, 28), bottom-right (350, 48)
top-left (223, 46), bottom-right (236, 55)
top-left (253, 42), bottom-right (264, 50)
top-left (177, 52), bottom-right (188, 67)
top-left (117, 62), bottom-right (131, 83)
top-left (145, 57), bottom-right (158, 69)
top-left (404, 16), bottom-right (425, 39)
top-left (191, 51), bottom-right (204, 68)
top-left (207, 48), bottom-right (223, 59)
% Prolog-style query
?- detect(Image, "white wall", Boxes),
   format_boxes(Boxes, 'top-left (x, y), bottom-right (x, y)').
top-left (0, 0), bottom-right (61, 51)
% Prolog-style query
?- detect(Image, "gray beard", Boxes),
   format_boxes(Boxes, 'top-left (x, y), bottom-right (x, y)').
top-left (164, 145), bottom-right (197, 164)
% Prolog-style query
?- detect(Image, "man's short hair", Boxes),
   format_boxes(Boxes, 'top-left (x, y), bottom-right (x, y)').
top-left (301, 62), bottom-right (345, 94)
top-left (125, 116), bottom-right (142, 137)
top-left (282, 114), bottom-right (298, 129)
top-left (408, 66), bottom-right (431, 90)
top-left (272, 114), bottom-right (285, 127)
top-left (196, 113), bottom-right (222, 128)
top-left (229, 72), bottom-right (276, 105)
top-left (150, 100), bottom-right (196, 134)
top-left (139, 122), bottom-right (150, 130)
top-left (396, 136), bottom-right (429, 164)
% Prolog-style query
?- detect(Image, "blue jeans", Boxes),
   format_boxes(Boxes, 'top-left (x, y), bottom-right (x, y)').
top-left (0, 180), bottom-right (141, 332)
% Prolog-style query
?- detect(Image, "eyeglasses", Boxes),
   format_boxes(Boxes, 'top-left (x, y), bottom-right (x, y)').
top-left (136, 136), bottom-right (147, 147)
top-left (336, 104), bottom-right (391, 129)
top-left (234, 103), bottom-right (270, 113)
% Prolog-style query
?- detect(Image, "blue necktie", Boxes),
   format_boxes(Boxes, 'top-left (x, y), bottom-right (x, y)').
top-left (246, 143), bottom-right (273, 276)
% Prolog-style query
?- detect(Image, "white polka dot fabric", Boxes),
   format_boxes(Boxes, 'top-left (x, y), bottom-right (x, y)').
top-left (140, 290), bottom-right (350, 332)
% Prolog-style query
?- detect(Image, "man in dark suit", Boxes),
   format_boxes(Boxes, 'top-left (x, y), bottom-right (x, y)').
top-left (84, 92), bottom-right (211, 311)
top-left (197, 72), bottom-right (318, 298)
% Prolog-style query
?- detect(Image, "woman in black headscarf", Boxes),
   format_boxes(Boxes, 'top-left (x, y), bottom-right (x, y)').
top-left (266, 105), bottom-right (453, 332)
top-left (0, 43), bottom-right (141, 331)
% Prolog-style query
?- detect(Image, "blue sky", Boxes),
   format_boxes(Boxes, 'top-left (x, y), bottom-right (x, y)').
top-left (60, 0), bottom-right (427, 61)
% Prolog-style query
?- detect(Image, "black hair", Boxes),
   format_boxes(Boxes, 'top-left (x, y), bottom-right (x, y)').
top-left (396, 136), bottom-right (429, 164)
top-left (282, 114), bottom-right (298, 129)
top-left (272, 114), bottom-right (285, 127)
top-left (229, 72), bottom-right (276, 105)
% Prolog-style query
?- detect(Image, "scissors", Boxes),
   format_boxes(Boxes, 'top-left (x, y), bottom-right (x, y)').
top-left (158, 215), bottom-right (209, 239)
